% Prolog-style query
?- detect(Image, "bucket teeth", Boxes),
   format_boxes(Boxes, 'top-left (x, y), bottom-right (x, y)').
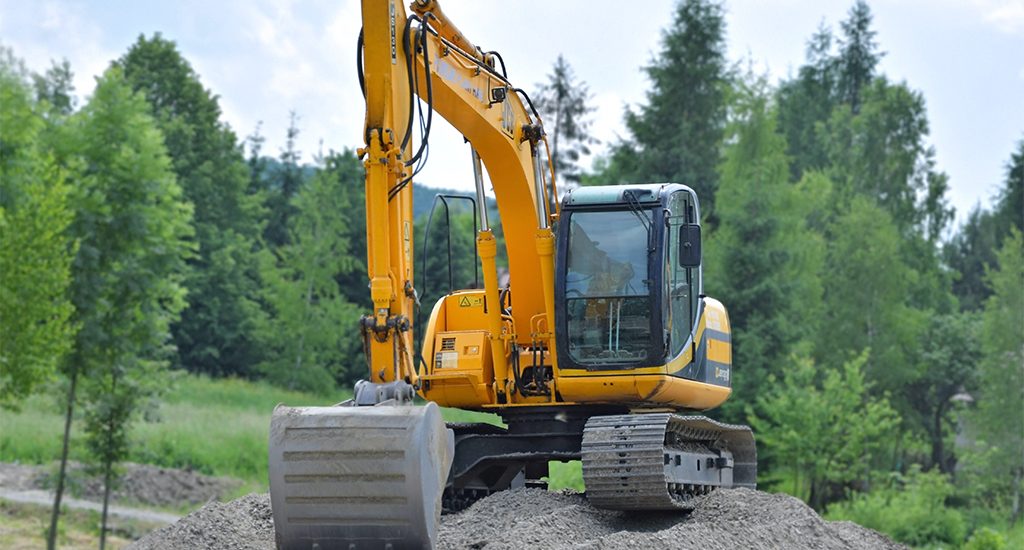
top-left (269, 403), bottom-right (454, 550)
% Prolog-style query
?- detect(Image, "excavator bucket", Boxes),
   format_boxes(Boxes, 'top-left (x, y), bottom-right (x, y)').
top-left (269, 402), bottom-right (454, 550)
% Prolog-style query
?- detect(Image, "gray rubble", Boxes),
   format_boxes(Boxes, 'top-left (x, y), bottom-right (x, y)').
top-left (130, 487), bottom-right (905, 550)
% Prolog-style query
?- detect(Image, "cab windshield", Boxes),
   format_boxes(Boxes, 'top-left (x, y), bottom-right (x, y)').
top-left (565, 209), bottom-right (652, 365)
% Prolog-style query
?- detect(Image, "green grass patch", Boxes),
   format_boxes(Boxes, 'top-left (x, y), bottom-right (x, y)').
top-left (0, 375), bottom-right (331, 490)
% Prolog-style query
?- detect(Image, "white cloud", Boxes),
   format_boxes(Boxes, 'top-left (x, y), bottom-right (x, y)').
top-left (970, 0), bottom-right (1024, 34)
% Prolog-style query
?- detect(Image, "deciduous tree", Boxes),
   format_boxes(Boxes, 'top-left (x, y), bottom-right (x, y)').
top-left (116, 34), bottom-right (265, 378)
top-left (0, 51), bottom-right (76, 407)
top-left (45, 67), bottom-right (192, 549)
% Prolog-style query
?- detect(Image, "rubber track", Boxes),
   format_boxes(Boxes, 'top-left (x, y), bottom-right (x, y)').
top-left (581, 414), bottom-right (756, 511)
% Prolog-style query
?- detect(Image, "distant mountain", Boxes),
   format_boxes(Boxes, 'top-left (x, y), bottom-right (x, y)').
top-left (253, 156), bottom-right (492, 221)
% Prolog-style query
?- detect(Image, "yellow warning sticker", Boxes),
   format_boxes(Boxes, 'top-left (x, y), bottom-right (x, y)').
top-left (458, 296), bottom-right (484, 308)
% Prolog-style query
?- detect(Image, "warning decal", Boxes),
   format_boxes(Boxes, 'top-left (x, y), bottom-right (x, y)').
top-left (458, 296), bottom-right (484, 308)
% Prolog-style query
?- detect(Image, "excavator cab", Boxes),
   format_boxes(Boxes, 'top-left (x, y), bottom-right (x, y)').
top-left (556, 184), bottom-right (703, 373)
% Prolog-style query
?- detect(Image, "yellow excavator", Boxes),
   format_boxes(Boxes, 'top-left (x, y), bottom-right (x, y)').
top-left (268, 1), bottom-right (756, 548)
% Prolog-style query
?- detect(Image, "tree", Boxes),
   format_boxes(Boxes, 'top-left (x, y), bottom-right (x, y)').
top-left (603, 0), bottom-right (729, 222)
top-left (995, 139), bottom-right (1023, 235)
top-left (946, 140), bottom-right (1024, 311)
top-left (534, 55), bottom-right (598, 185)
top-left (32, 59), bottom-right (76, 116)
top-left (748, 351), bottom-right (899, 510)
top-left (904, 312), bottom-right (981, 473)
top-left (817, 196), bottom-right (925, 394)
top-left (258, 151), bottom-right (364, 391)
top-left (836, 0), bottom-right (882, 113)
top-left (966, 229), bottom-right (1024, 522)
top-left (45, 67), bottom-right (193, 549)
top-left (824, 78), bottom-right (950, 238)
top-left (0, 50), bottom-right (76, 407)
top-left (704, 77), bottom-right (825, 422)
top-left (776, 24), bottom-right (839, 180)
top-left (116, 34), bottom-right (265, 378)
top-left (264, 112), bottom-right (304, 247)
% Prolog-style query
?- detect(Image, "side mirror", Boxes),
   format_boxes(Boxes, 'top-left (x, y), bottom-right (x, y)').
top-left (678, 224), bottom-right (702, 268)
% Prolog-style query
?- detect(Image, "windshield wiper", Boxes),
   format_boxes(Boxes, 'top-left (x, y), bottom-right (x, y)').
top-left (623, 190), bottom-right (654, 252)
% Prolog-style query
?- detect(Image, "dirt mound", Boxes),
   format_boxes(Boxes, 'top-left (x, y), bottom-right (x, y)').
top-left (0, 462), bottom-right (241, 508)
top-left (130, 488), bottom-right (905, 549)
top-left (68, 463), bottom-right (242, 508)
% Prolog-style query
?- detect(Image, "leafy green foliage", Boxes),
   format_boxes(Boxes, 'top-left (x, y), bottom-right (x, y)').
top-left (116, 34), bottom-right (265, 379)
top-left (257, 152), bottom-right (364, 391)
top-left (704, 76), bottom-right (824, 422)
top-left (965, 528), bottom-right (1008, 550)
top-left (748, 352), bottom-right (898, 510)
top-left (0, 53), bottom-right (76, 407)
top-left (826, 466), bottom-right (967, 547)
top-left (963, 229), bottom-right (1024, 520)
top-left (56, 66), bottom-right (193, 382)
top-left (904, 312), bottom-right (981, 472)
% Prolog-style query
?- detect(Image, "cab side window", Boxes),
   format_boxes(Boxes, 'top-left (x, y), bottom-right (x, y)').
top-left (666, 192), bottom-right (696, 357)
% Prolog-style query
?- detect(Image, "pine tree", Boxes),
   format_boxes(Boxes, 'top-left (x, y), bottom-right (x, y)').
top-left (836, 0), bottom-right (882, 114)
top-left (776, 24), bottom-right (838, 180)
top-left (946, 140), bottom-right (1024, 311)
top-left (534, 55), bottom-right (598, 185)
top-left (116, 34), bottom-right (265, 378)
top-left (604, 0), bottom-right (729, 222)
top-left (264, 112), bottom-right (304, 247)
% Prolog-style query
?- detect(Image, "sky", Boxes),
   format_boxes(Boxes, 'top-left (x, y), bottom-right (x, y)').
top-left (1, 0), bottom-right (1022, 231)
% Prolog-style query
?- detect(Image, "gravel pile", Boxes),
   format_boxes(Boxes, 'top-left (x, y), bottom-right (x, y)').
top-left (129, 493), bottom-right (274, 550)
top-left (130, 488), bottom-right (904, 550)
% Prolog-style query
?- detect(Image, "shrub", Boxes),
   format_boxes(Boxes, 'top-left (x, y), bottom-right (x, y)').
top-left (826, 466), bottom-right (966, 546)
top-left (964, 527), bottom-right (1007, 550)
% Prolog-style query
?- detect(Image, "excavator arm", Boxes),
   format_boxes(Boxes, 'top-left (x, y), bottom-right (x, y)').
top-left (270, 2), bottom-right (558, 548)
top-left (358, 0), bottom-right (558, 396)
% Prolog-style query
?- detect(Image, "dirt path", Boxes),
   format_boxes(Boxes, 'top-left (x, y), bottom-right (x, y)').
top-left (0, 487), bottom-right (180, 524)
top-left (0, 461), bottom-right (243, 529)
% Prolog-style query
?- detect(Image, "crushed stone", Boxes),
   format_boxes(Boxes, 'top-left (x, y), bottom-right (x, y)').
top-left (128, 493), bottom-right (274, 550)
top-left (130, 488), bottom-right (905, 549)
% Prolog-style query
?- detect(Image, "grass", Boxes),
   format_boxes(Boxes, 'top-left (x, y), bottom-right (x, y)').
top-left (0, 374), bottom-right (326, 492)
top-left (0, 499), bottom-right (150, 550)
top-left (0, 374), bottom-right (584, 492)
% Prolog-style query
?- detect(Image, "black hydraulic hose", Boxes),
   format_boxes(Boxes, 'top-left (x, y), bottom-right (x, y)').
top-left (401, 16), bottom-right (419, 151)
top-left (484, 50), bottom-right (507, 78)
top-left (405, 14), bottom-right (435, 168)
top-left (513, 88), bottom-right (541, 122)
top-left (357, 28), bottom-right (366, 99)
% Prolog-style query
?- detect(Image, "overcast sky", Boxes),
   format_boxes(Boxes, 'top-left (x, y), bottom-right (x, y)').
top-left (2, 0), bottom-right (1022, 231)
